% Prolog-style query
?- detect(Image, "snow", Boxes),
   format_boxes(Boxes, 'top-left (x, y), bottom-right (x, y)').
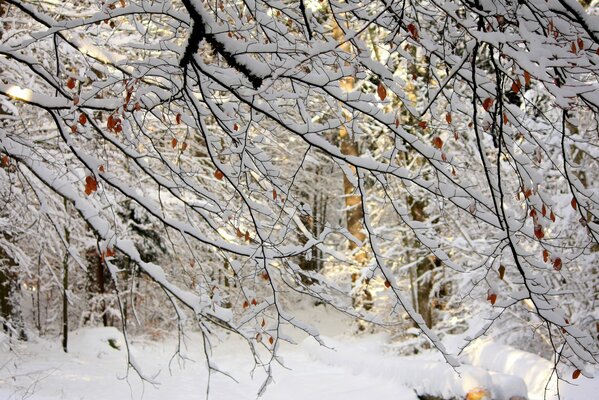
top-left (2, 307), bottom-right (597, 400)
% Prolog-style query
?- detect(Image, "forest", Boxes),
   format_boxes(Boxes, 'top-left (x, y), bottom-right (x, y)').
top-left (0, 0), bottom-right (598, 399)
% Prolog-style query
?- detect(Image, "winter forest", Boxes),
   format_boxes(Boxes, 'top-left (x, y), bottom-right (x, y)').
top-left (0, 0), bottom-right (598, 399)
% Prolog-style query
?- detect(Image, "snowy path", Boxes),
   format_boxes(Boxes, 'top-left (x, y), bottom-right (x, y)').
top-left (1, 308), bottom-right (597, 400)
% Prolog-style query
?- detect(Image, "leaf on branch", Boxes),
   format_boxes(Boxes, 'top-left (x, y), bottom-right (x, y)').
top-left (418, 121), bottom-right (428, 129)
top-left (214, 169), bottom-right (224, 180)
top-left (84, 176), bottom-right (98, 195)
top-left (482, 98), bottom-right (494, 111)
top-left (268, 336), bottom-right (274, 345)
top-left (256, 333), bottom-right (262, 342)
top-left (384, 280), bottom-right (391, 288)
top-left (1, 155), bottom-right (9, 167)
top-left (171, 138), bottom-right (178, 148)
top-left (78, 114), bottom-right (87, 125)
top-left (572, 369), bottom-right (581, 379)
top-left (98, 165), bottom-right (105, 173)
top-left (534, 225), bottom-right (544, 239)
top-left (553, 257), bottom-right (562, 271)
top-left (524, 71), bottom-right (531, 86)
top-left (543, 249), bottom-right (549, 263)
top-left (243, 300), bottom-right (249, 309)
top-left (498, 265), bottom-right (505, 280)
top-left (503, 113), bottom-right (508, 124)
top-left (511, 80), bottom-right (521, 94)
top-left (445, 113), bottom-right (452, 124)
top-left (272, 189), bottom-right (277, 200)
top-left (251, 298), bottom-right (257, 306)
top-left (487, 292), bottom-right (497, 305)
top-left (176, 113), bottom-right (182, 125)
top-left (541, 204), bottom-right (547, 217)
top-left (233, 123), bottom-right (239, 131)
top-left (432, 136), bottom-right (443, 149)
top-left (236, 228), bottom-right (244, 238)
top-left (181, 142), bottom-right (188, 152)
top-left (67, 77), bottom-right (76, 90)
top-left (571, 197), bottom-right (577, 210)
top-left (407, 23), bottom-right (419, 40)
top-left (550, 210), bottom-right (556, 222)
top-left (245, 230), bottom-right (250, 242)
top-left (377, 83), bottom-right (387, 101)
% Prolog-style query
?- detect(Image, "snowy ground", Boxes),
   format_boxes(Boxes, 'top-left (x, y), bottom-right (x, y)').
top-left (1, 308), bottom-right (597, 400)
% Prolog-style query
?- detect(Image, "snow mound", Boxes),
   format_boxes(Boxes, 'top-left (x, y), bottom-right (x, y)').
top-left (301, 336), bottom-right (527, 400)
top-left (68, 327), bottom-right (124, 357)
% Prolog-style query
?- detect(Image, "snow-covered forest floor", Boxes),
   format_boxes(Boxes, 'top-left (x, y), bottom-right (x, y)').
top-left (1, 306), bottom-right (596, 400)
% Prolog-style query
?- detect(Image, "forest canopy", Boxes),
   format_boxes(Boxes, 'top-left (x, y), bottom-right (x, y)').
top-left (0, 0), bottom-right (598, 391)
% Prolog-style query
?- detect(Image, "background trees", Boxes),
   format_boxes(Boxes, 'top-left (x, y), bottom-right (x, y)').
top-left (0, 0), bottom-right (598, 388)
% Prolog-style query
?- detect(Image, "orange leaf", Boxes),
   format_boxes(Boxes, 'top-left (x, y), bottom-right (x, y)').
top-left (453, 130), bottom-right (459, 140)
top-left (176, 113), bottom-right (182, 125)
top-left (511, 80), bottom-right (521, 94)
top-left (482, 97), bottom-right (494, 111)
top-left (71, 125), bottom-right (77, 133)
top-left (445, 113), bottom-right (452, 124)
top-left (214, 169), bottom-right (224, 180)
top-left (84, 176), bottom-right (98, 195)
top-left (377, 83), bottom-right (387, 101)
top-left (432, 136), bottom-right (443, 149)
top-left (134, 102), bottom-right (141, 111)
top-left (418, 121), bottom-right (428, 129)
top-left (524, 188), bottom-right (533, 199)
top-left (543, 249), bottom-right (549, 263)
top-left (236, 228), bottom-right (244, 238)
top-left (73, 94), bottom-right (80, 105)
top-left (503, 113), bottom-right (508, 124)
top-left (78, 114), bottom-right (87, 125)
top-left (384, 280), bottom-right (391, 288)
top-left (245, 230), bottom-right (250, 242)
top-left (181, 142), bottom-right (188, 151)
top-left (67, 77), bottom-right (76, 90)
top-left (572, 369), bottom-right (581, 380)
top-left (171, 138), bottom-right (178, 148)
top-left (120, 0), bottom-right (126, 7)
top-left (105, 248), bottom-right (116, 257)
top-left (553, 257), bottom-right (562, 271)
top-left (487, 293), bottom-right (497, 305)
top-left (577, 38), bottom-right (584, 50)
top-left (550, 210), bottom-right (556, 222)
top-left (243, 300), bottom-right (249, 309)
top-left (268, 336), bottom-right (274, 345)
top-left (261, 272), bottom-right (269, 281)
top-left (530, 209), bottom-right (537, 218)
top-left (233, 123), bottom-right (239, 131)
top-left (251, 298), bottom-right (257, 306)
top-left (534, 225), bottom-right (544, 239)
top-left (571, 197), bottom-right (577, 210)
top-left (98, 165), bottom-right (105, 173)
top-left (394, 118), bottom-right (400, 128)
top-left (272, 189), bottom-right (277, 200)
top-left (541, 204), bottom-right (547, 217)
top-left (261, 318), bottom-right (266, 327)
top-left (524, 71), bottom-right (531, 86)
top-left (570, 42), bottom-right (577, 53)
